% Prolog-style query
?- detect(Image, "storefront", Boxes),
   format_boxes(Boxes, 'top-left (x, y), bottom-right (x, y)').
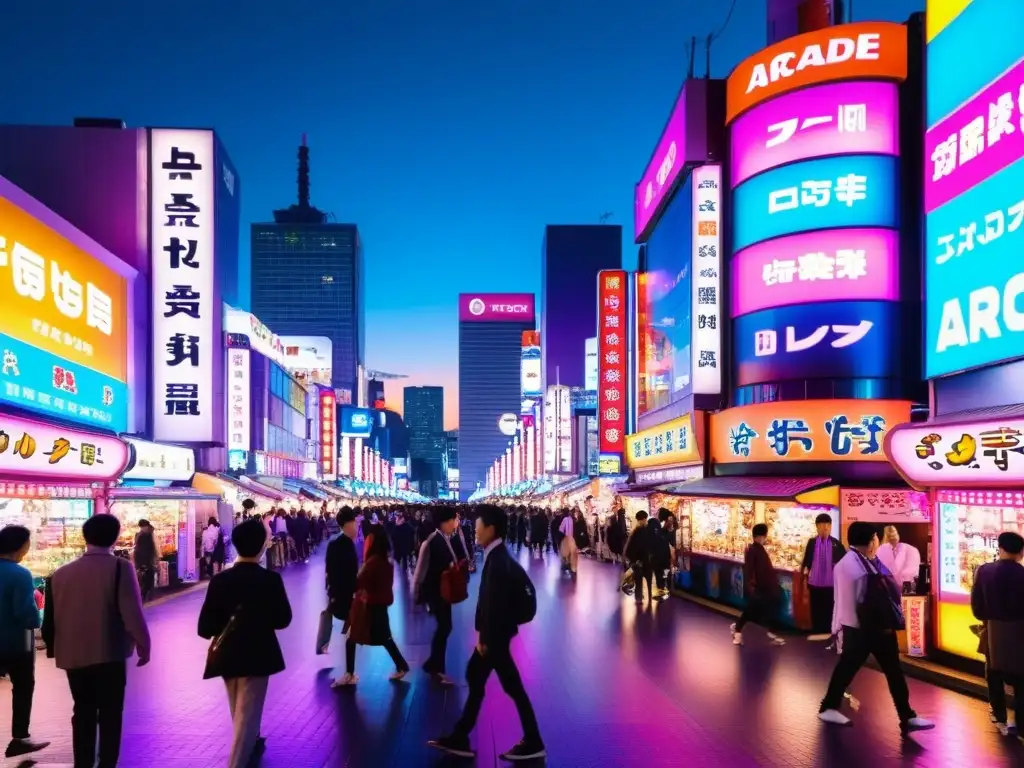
top-left (110, 437), bottom-right (223, 585)
top-left (623, 413), bottom-right (705, 527)
top-left (0, 413), bottom-right (129, 578)
top-left (193, 472), bottom-right (283, 514)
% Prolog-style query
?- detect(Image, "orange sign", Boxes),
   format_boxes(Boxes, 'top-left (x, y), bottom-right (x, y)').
top-left (0, 193), bottom-right (128, 381)
top-left (726, 22), bottom-right (908, 125)
top-left (709, 400), bottom-right (912, 465)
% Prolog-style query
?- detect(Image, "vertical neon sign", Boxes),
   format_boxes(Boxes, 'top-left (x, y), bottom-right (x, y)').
top-left (598, 270), bottom-right (628, 455)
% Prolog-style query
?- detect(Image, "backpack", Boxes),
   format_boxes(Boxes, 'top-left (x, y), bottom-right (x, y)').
top-left (507, 559), bottom-right (537, 625)
top-left (853, 551), bottom-right (905, 633)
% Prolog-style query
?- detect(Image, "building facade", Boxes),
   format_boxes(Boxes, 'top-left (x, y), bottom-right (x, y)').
top-left (541, 225), bottom-right (622, 389)
top-left (403, 386), bottom-right (445, 496)
top-left (458, 293), bottom-right (535, 499)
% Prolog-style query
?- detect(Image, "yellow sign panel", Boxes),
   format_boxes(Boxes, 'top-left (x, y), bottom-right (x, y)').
top-left (926, 0), bottom-right (975, 42)
top-left (626, 414), bottom-right (701, 469)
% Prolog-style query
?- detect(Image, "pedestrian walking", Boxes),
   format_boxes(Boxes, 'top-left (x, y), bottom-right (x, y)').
top-left (624, 511), bottom-right (654, 603)
top-left (732, 524), bottom-right (785, 646)
top-left (412, 506), bottom-right (464, 685)
top-left (818, 521), bottom-right (933, 732)
top-left (392, 512), bottom-right (415, 571)
top-left (802, 513), bottom-right (846, 641)
top-left (607, 507), bottom-right (627, 566)
top-left (0, 525), bottom-right (48, 759)
top-left (201, 517), bottom-right (225, 579)
top-left (558, 509), bottom-right (578, 577)
top-left (429, 505), bottom-right (544, 761)
top-left (42, 514), bottom-right (151, 768)
top-left (198, 519), bottom-right (292, 768)
top-left (341, 531), bottom-right (411, 684)
top-left (326, 509), bottom-right (360, 687)
top-left (131, 519), bottom-right (159, 601)
top-left (971, 530), bottom-right (1024, 739)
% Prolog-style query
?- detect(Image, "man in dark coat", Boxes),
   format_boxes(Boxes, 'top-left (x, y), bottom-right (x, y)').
top-left (326, 510), bottom-right (359, 626)
top-left (412, 507), bottom-right (461, 684)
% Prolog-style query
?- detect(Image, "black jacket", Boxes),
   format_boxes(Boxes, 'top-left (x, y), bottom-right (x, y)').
top-left (476, 544), bottom-right (520, 647)
top-left (801, 536), bottom-right (847, 573)
top-left (326, 534), bottom-right (359, 620)
top-left (413, 530), bottom-right (456, 605)
top-left (625, 525), bottom-right (654, 564)
top-left (972, 560), bottom-right (1024, 622)
top-left (392, 522), bottom-right (415, 558)
top-left (197, 562), bottom-right (292, 679)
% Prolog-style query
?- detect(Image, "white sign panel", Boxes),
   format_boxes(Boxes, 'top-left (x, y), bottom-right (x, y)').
top-left (557, 385), bottom-right (572, 473)
top-left (122, 437), bottom-right (196, 482)
top-left (498, 413), bottom-right (518, 436)
top-left (691, 164), bottom-right (722, 395)
top-left (224, 307), bottom-right (285, 365)
top-left (228, 348), bottom-right (251, 452)
top-left (543, 387), bottom-right (556, 473)
top-left (584, 337), bottom-right (598, 391)
top-left (151, 129), bottom-right (216, 443)
top-left (280, 335), bottom-right (333, 387)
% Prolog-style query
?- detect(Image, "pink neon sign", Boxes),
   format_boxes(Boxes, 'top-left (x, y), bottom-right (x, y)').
top-left (0, 413), bottom-right (129, 482)
top-left (730, 227), bottom-right (899, 318)
top-left (729, 81), bottom-right (900, 189)
top-left (459, 293), bottom-right (535, 322)
top-left (924, 57), bottom-right (1024, 214)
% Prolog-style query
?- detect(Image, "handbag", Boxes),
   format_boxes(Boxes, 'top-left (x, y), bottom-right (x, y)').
top-left (347, 590), bottom-right (372, 645)
top-left (207, 606), bottom-right (242, 671)
top-left (315, 608), bottom-right (333, 654)
top-left (438, 533), bottom-right (469, 604)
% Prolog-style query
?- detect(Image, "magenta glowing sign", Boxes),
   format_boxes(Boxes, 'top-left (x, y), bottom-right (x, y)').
top-left (924, 57), bottom-right (1024, 214)
top-left (633, 81), bottom-right (710, 242)
top-left (0, 412), bottom-right (129, 482)
top-left (729, 81), bottom-right (899, 188)
top-left (458, 293), bottom-right (535, 323)
top-left (730, 227), bottom-right (899, 318)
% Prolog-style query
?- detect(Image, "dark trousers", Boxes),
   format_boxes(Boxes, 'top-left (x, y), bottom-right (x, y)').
top-left (66, 661), bottom-right (127, 768)
top-left (136, 566), bottom-right (156, 601)
top-left (632, 562), bottom-right (653, 601)
top-left (820, 627), bottom-right (915, 723)
top-left (808, 586), bottom-right (835, 635)
top-left (1, 652), bottom-right (35, 740)
top-left (346, 636), bottom-right (409, 675)
top-left (654, 566), bottom-right (667, 591)
top-left (453, 642), bottom-right (541, 743)
top-left (986, 663), bottom-right (1022, 725)
top-left (424, 600), bottom-right (453, 675)
top-left (396, 553), bottom-right (412, 570)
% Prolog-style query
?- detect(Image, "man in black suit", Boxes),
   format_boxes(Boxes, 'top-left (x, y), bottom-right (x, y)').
top-left (325, 509), bottom-right (359, 685)
top-left (429, 506), bottom-right (544, 762)
top-left (412, 506), bottom-right (461, 684)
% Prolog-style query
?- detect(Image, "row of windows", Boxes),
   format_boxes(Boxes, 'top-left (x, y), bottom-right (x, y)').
top-left (267, 423), bottom-right (307, 459)
top-left (733, 378), bottom-right (906, 406)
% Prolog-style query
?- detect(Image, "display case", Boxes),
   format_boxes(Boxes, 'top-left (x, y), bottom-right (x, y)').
top-left (0, 496), bottom-right (92, 578)
top-left (762, 502), bottom-right (830, 571)
top-left (109, 498), bottom-right (184, 558)
top-left (687, 497), bottom-right (755, 562)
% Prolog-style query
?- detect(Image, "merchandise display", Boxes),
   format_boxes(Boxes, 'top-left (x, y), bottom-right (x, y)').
top-left (0, 497), bottom-right (92, 577)
top-left (109, 498), bottom-right (186, 558)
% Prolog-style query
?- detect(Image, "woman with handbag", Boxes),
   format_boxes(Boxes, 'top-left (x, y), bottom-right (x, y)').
top-left (339, 532), bottom-right (411, 685)
top-left (198, 520), bottom-right (292, 768)
top-left (412, 506), bottom-right (463, 685)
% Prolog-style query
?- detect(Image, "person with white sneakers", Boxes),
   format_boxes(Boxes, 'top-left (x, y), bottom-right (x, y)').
top-left (732, 523), bottom-right (785, 647)
top-left (818, 521), bottom-right (934, 733)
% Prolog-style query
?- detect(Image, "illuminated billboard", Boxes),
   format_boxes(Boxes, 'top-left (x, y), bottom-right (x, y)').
top-left (597, 271), bottom-right (627, 455)
top-left (458, 293), bottom-right (535, 322)
top-left (150, 129), bottom-right (218, 444)
top-left (320, 389), bottom-right (336, 480)
top-left (339, 405), bottom-right (373, 438)
top-left (731, 228), bottom-right (899, 317)
top-left (521, 331), bottom-right (542, 398)
top-left (734, 301), bottom-right (899, 387)
top-left (224, 307), bottom-right (284, 365)
top-left (690, 164), bottom-right (722, 395)
top-left (280, 335), bottom-right (332, 387)
top-left (729, 81), bottom-right (899, 188)
top-left (227, 347), bottom-right (250, 452)
top-left (731, 154), bottom-right (899, 252)
top-left (634, 80), bottom-right (713, 242)
top-left (0, 412), bottom-right (130, 482)
top-left (0, 177), bottom-right (131, 432)
top-left (725, 21), bottom-right (908, 125)
top-left (584, 336), bottom-right (598, 391)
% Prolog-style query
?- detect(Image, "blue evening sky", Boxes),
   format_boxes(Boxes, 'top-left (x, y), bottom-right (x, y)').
top-left (0, 0), bottom-right (919, 429)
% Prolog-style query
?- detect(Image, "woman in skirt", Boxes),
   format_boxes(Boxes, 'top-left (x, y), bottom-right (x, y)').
top-left (336, 529), bottom-right (410, 685)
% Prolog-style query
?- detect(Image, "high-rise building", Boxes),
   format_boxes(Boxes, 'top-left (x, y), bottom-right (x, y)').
top-left (541, 225), bottom-right (623, 389)
top-left (444, 429), bottom-right (459, 470)
top-left (458, 293), bottom-right (535, 499)
top-left (404, 386), bottom-right (445, 497)
top-left (251, 138), bottom-right (364, 401)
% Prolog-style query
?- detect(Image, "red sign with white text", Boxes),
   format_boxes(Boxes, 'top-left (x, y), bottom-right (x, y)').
top-left (598, 270), bottom-right (628, 455)
top-left (320, 392), bottom-right (336, 480)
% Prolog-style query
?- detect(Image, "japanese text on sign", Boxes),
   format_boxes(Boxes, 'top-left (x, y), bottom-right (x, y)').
top-left (691, 165), bottom-right (722, 396)
top-left (768, 173), bottom-right (868, 214)
top-left (727, 413), bottom-right (887, 458)
top-left (767, 103), bottom-right (868, 148)
top-left (753, 321), bottom-right (873, 357)
top-left (626, 414), bottom-right (700, 469)
top-left (762, 249), bottom-right (868, 285)
top-left (597, 270), bottom-right (628, 454)
top-left (933, 196), bottom-right (1024, 266)
top-left (0, 413), bottom-right (129, 481)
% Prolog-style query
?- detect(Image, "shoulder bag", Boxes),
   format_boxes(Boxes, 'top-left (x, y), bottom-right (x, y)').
top-left (207, 605), bottom-right (242, 671)
top-left (438, 533), bottom-right (469, 604)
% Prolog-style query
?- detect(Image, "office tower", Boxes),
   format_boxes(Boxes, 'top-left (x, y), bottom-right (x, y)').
top-left (445, 429), bottom-right (459, 470)
top-left (458, 294), bottom-right (535, 499)
top-left (251, 137), bottom-right (364, 401)
top-left (541, 225), bottom-right (623, 388)
top-left (404, 386), bottom-right (445, 497)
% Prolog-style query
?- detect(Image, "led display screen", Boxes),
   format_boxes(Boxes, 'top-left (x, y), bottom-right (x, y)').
top-left (730, 227), bottom-right (899, 318)
top-left (730, 81), bottom-right (899, 188)
top-left (340, 405), bottom-right (374, 438)
top-left (731, 154), bottom-right (899, 252)
top-left (733, 300), bottom-right (899, 386)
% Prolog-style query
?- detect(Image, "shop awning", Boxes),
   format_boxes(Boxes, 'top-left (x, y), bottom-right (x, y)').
top-left (924, 402), bottom-right (1024, 425)
top-left (656, 476), bottom-right (833, 501)
top-left (233, 475), bottom-right (290, 501)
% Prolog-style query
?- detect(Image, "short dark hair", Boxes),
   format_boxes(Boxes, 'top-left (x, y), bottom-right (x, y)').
top-left (367, 530), bottom-right (392, 558)
top-left (752, 523), bottom-right (769, 538)
top-left (847, 521), bottom-right (878, 547)
top-left (83, 514), bottom-right (122, 548)
top-left (657, 507), bottom-right (671, 522)
top-left (241, 498), bottom-right (256, 511)
top-left (433, 506), bottom-right (457, 526)
top-left (635, 510), bottom-right (648, 521)
top-left (998, 531), bottom-right (1024, 555)
top-left (0, 525), bottom-right (31, 556)
top-left (232, 519), bottom-right (267, 558)
top-left (478, 506), bottom-right (508, 539)
top-left (138, 519), bottom-right (150, 528)
top-left (815, 513), bottom-right (833, 525)
top-left (338, 508), bottom-right (357, 526)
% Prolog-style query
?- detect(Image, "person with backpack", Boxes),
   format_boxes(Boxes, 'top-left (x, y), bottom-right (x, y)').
top-left (429, 505), bottom-right (544, 762)
top-left (818, 521), bottom-right (934, 733)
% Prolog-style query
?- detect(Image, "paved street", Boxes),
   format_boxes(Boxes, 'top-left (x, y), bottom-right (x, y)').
top-left (2, 547), bottom-right (1019, 768)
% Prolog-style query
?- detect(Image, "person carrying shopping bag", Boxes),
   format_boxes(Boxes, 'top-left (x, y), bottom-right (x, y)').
top-left (326, 509), bottom-right (360, 687)
top-left (343, 532), bottom-right (411, 684)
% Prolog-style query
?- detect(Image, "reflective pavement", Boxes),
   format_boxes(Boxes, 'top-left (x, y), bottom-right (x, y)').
top-left (2, 546), bottom-right (1019, 767)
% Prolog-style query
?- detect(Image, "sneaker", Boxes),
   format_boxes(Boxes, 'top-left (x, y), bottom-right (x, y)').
top-left (330, 673), bottom-right (359, 688)
top-left (732, 632), bottom-right (743, 646)
top-left (427, 735), bottom-right (475, 758)
top-left (432, 672), bottom-right (455, 686)
top-left (901, 717), bottom-right (935, 733)
top-left (5, 738), bottom-right (50, 758)
top-left (500, 739), bottom-right (547, 761)
top-left (729, 622), bottom-right (737, 633)
top-left (389, 669), bottom-right (409, 681)
top-left (808, 633), bottom-right (832, 642)
top-left (818, 709), bottom-right (852, 726)
top-left (768, 633), bottom-right (786, 646)
top-left (996, 722), bottom-right (1012, 737)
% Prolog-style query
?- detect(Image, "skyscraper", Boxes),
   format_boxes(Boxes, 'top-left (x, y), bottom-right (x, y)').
top-left (458, 293), bottom-right (535, 499)
top-left (404, 386), bottom-right (445, 497)
top-left (251, 137), bottom-right (364, 400)
top-left (541, 225), bottom-right (623, 389)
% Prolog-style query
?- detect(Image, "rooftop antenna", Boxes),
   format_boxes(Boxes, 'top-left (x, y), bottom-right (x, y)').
top-left (599, 212), bottom-right (612, 223)
top-left (705, 33), bottom-right (713, 79)
top-left (297, 133), bottom-right (310, 209)
top-left (686, 36), bottom-right (696, 80)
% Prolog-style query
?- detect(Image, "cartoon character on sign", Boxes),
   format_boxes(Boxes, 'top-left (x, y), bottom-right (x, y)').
top-left (2, 350), bottom-right (19, 377)
top-left (943, 434), bottom-right (978, 470)
top-left (979, 427), bottom-right (1024, 472)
